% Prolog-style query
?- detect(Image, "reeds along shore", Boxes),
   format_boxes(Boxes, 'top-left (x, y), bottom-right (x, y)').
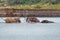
top-left (0, 8), bottom-right (60, 17)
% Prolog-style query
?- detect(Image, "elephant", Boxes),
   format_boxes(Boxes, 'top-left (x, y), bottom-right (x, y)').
top-left (5, 17), bottom-right (21, 23)
top-left (26, 17), bottom-right (40, 23)
top-left (41, 20), bottom-right (54, 23)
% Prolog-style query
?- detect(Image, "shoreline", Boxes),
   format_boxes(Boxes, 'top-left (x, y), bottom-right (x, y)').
top-left (0, 8), bottom-right (60, 17)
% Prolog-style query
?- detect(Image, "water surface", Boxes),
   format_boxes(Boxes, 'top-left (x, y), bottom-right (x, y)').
top-left (0, 23), bottom-right (60, 40)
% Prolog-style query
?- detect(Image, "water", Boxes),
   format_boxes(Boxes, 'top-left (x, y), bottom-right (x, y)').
top-left (0, 23), bottom-right (60, 40)
top-left (0, 17), bottom-right (60, 40)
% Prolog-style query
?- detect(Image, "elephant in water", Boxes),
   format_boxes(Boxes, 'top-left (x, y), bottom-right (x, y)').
top-left (26, 17), bottom-right (40, 23)
top-left (5, 17), bottom-right (21, 23)
top-left (41, 20), bottom-right (54, 23)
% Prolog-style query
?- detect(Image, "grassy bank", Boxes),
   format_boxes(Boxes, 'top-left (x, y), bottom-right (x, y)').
top-left (10, 4), bottom-right (60, 9)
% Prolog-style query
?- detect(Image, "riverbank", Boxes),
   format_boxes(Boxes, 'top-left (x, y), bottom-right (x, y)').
top-left (0, 8), bottom-right (60, 17)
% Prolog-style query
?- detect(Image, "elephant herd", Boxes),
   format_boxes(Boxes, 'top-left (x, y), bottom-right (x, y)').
top-left (5, 17), bottom-right (54, 23)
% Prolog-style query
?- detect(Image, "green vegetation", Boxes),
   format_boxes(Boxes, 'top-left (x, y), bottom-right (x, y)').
top-left (10, 4), bottom-right (60, 9)
top-left (7, 0), bottom-right (60, 5)
top-left (0, 0), bottom-right (60, 9)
